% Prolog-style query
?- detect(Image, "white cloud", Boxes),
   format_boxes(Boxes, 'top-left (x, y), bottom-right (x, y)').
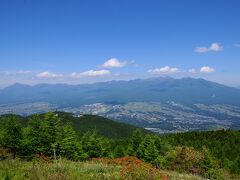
top-left (71, 70), bottom-right (111, 78)
top-left (36, 71), bottom-right (63, 78)
top-left (200, 66), bottom-right (215, 73)
top-left (195, 43), bottom-right (223, 53)
top-left (148, 66), bottom-right (179, 75)
top-left (101, 58), bottom-right (127, 68)
top-left (189, 68), bottom-right (197, 73)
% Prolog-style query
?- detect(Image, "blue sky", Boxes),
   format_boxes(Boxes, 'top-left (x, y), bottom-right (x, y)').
top-left (0, 0), bottom-right (240, 88)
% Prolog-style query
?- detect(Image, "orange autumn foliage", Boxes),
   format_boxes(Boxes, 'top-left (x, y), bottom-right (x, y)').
top-left (92, 156), bottom-right (169, 180)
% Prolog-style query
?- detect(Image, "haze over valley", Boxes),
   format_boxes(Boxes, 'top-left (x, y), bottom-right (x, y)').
top-left (1, 77), bottom-right (240, 133)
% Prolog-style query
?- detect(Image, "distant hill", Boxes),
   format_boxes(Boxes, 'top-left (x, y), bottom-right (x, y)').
top-left (54, 112), bottom-right (150, 138)
top-left (0, 112), bottom-right (149, 139)
top-left (1, 77), bottom-right (240, 106)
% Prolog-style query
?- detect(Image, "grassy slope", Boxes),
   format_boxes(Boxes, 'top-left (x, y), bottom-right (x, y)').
top-left (0, 158), bottom-right (204, 180)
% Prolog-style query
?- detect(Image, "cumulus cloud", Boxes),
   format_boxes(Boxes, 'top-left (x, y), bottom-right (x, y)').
top-left (101, 58), bottom-right (127, 68)
top-left (71, 70), bottom-right (111, 78)
top-left (195, 43), bottom-right (223, 53)
top-left (200, 66), bottom-right (215, 73)
top-left (36, 71), bottom-right (63, 78)
top-left (148, 66), bottom-right (179, 75)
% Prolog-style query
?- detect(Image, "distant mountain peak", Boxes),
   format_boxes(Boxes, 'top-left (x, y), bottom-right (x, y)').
top-left (4, 83), bottom-right (31, 90)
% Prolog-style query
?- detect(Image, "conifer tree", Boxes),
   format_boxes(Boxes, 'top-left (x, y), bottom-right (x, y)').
top-left (58, 123), bottom-right (81, 160)
top-left (128, 129), bottom-right (143, 156)
top-left (137, 135), bottom-right (158, 164)
top-left (1, 115), bottom-right (22, 159)
top-left (22, 114), bottom-right (45, 156)
top-left (81, 130), bottom-right (110, 158)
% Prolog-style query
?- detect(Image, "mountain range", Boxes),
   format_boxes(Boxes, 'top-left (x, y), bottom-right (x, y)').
top-left (1, 77), bottom-right (240, 132)
top-left (1, 77), bottom-right (240, 106)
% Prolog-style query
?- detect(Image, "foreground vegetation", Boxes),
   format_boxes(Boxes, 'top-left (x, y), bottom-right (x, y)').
top-left (0, 157), bottom-right (205, 180)
top-left (165, 130), bottom-right (240, 175)
top-left (0, 112), bottom-right (240, 179)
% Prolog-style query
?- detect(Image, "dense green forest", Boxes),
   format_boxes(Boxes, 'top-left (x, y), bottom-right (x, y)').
top-left (0, 112), bottom-right (149, 139)
top-left (0, 112), bottom-right (240, 179)
top-left (164, 130), bottom-right (240, 174)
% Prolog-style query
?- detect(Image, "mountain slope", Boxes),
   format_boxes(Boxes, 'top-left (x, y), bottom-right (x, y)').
top-left (1, 77), bottom-right (240, 106)
top-left (54, 112), bottom-right (150, 138)
top-left (0, 112), bottom-right (149, 139)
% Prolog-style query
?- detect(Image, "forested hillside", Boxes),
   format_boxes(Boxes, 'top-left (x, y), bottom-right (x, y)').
top-left (164, 130), bottom-right (240, 174)
top-left (0, 112), bottom-right (240, 179)
top-left (0, 112), bottom-right (148, 139)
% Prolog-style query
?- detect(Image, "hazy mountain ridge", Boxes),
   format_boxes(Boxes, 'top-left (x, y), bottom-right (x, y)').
top-left (1, 77), bottom-right (240, 132)
top-left (1, 77), bottom-right (240, 106)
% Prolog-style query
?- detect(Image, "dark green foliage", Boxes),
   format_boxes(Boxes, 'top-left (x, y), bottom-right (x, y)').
top-left (127, 130), bottom-right (171, 167)
top-left (137, 134), bottom-right (159, 164)
top-left (20, 113), bottom-right (80, 159)
top-left (58, 113), bottom-right (149, 139)
top-left (199, 148), bottom-right (222, 179)
top-left (165, 129), bottom-right (240, 174)
top-left (12, 112), bottom-right (149, 139)
top-left (43, 112), bottom-right (61, 145)
top-left (127, 130), bottom-right (223, 179)
top-left (80, 130), bottom-right (110, 158)
top-left (0, 112), bottom-right (149, 160)
top-left (0, 115), bottom-right (22, 159)
top-left (22, 114), bottom-right (47, 156)
top-left (22, 113), bottom-right (62, 157)
top-left (127, 129), bottom-right (143, 156)
top-left (0, 114), bottom-right (27, 127)
top-left (164, 146), bottom-right (222, 179)
top-left (113, 145), bottom-right (127, 158)
top-left (58, 123), bottom-right (81, 160)
top-left (0, 112), bottom-right (240, 178)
